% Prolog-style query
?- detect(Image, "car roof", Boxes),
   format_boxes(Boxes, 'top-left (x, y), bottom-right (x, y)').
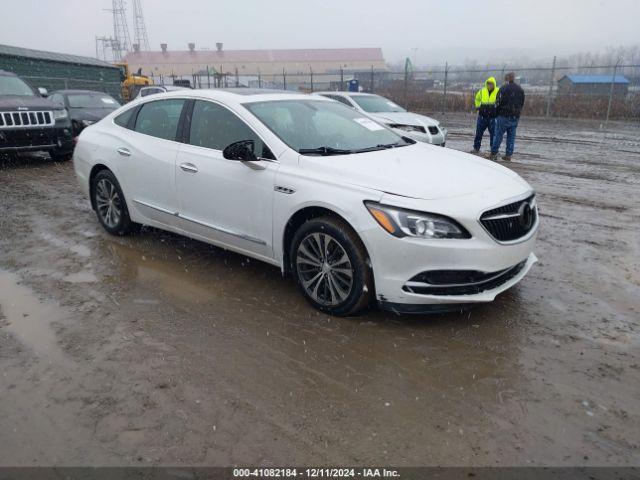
top-left (143, 85), bottom-right (189, 91)
top-left (138, 88), bottom-right (330, 105)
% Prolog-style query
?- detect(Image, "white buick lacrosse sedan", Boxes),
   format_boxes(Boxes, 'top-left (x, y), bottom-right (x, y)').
top-left (74, 89), bottom-right (538, 316)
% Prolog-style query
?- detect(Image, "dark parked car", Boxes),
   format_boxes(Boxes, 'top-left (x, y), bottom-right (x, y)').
top-left (49, 90), bottom-right (121, 137)
top-left (0, 70), bottom-right (74, 160)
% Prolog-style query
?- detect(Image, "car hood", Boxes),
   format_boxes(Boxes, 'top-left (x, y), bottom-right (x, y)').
top-left (68, 107), bottom-right (117, 122)
top-left (0, 95), bottom-right (63, 112)
top-left (300, 143), bottom-right (529, 201)
top-left (367, 111), bottom-right (439, 127)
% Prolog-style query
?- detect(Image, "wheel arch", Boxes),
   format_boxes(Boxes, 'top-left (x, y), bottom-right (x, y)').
top-left (88, 163), bottom-right (111, 211)
top-left (281, 205), bottom-right (370, 275)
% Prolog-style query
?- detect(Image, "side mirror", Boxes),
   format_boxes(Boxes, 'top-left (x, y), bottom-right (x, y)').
top-left (223, 140), bottom-right (257, 161)
top-left (38, 87), bottom-right (48, 97)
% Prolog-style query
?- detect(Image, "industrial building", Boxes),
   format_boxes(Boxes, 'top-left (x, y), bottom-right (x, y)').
top-left (557, 74), bottom-right (630, 96)
top-left (0, 43), bottom-right (121, 99)
top-left (123, 43), bottom-right (387, 77)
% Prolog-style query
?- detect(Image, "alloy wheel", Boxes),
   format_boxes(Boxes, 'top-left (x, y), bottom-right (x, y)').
top-left (95, 178), bottom-right (122, 229)
top-left (296, 232), bottom-right (354, 306)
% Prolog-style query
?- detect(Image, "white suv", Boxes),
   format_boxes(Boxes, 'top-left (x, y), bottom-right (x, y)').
top-left (73, 89), bottom-right (537, 316)
top-left (315, 92), bottom-right (447, 146)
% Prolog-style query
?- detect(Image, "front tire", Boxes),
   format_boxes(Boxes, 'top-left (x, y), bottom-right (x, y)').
top-left (92, 169), bottom-right (139, 236)
top-left (290, 216), bottom-right (373, 316)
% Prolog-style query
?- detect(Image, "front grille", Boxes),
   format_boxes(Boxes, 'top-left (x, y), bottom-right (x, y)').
top-left (389, 124), bottom-right (426, 133)
top-left (480, 194), bottom-right (537, 242)
top-left (0, 110), bottom-right (54, 128)
top-left (403, 260), bottom-right (527, 296)
top-left (428, 126), bottom-right (439, 135)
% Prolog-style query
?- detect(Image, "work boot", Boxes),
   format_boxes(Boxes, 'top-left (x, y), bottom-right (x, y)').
top-left (485, 152), bottom-right (498, 161)
top-left (502, 155), bottom-right (512, 162)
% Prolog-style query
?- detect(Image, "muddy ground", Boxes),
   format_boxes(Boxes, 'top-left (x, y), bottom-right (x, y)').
top-left (0, 113), bottom-right (639, 466)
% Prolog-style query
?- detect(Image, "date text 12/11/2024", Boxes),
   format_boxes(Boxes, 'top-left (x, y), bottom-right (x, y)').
top-left (233, 468), bottom-right (401, 478)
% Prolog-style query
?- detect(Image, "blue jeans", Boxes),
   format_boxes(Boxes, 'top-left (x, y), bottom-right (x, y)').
top-left (492, 116), bottom-right (519, 156)
top-left (473, 115), bottom-right (495, 151)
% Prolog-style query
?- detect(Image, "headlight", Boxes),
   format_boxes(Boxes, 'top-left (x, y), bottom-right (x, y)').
top-left (365, 201), bottom-right (470, 239)
top-left (81, 119), bottom-right (95, 127)
top-left (388, 123), bottom-right (425, 133)
top-left (52, 109), bottom-right (68, 120)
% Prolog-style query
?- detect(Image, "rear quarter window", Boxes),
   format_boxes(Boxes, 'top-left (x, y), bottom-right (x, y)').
top-left (114, 108), bottom-right (135, 129)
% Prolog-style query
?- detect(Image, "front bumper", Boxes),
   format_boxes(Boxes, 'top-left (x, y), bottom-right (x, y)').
top-left (360, 213), bottom-right (538, 308)
top-left (0, 126), bottom-right (74, 153)
top-left (378, 253), bottom-right (537, 314)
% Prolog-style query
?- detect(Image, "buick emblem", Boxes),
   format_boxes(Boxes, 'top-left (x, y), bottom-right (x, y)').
top-left (518, 202), bottom-right (534, 229)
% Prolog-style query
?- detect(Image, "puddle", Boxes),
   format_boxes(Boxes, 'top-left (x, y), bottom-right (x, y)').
top-left (0, 270), bottom-right (71, 365)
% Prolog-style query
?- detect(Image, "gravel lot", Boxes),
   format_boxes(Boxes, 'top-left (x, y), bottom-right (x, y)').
top-left (1, 113), bottom-right (639, 466)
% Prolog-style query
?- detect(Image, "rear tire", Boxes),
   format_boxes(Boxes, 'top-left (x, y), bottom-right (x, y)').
top-left (290, 216), bottom-right (374, 316)
top-left (91, 169), bottom-right (139, 236)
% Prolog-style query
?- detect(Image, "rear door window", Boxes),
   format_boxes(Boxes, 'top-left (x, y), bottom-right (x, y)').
top-left (134, 99), bottom-right (185, 141)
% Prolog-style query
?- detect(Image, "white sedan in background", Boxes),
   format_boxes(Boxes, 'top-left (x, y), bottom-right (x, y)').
top-left (315, 91), bottom-right (447, 146)
top-left (135, 85), bottom-right (190, 99)
top-left (73, 89), bottom-right (538, 316)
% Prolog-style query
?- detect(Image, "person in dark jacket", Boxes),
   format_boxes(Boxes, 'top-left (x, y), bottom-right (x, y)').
top-left (471, 76), bottom-right (499, 154)
top-left (489, 72), bottom-right (525, 161)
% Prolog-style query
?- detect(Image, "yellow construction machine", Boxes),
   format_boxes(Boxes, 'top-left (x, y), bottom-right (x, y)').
top-left (115, 63), bottom-right (153, 102)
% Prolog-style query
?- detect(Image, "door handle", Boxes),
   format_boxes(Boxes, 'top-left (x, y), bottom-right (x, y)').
top-left (117, 147), bottom-right (131, 157)
top-left (180, 162), bottom-right (198, 173)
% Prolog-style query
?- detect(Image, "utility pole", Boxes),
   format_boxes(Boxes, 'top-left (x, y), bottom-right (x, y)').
top-left (546, 56), bottom-right (556, 118)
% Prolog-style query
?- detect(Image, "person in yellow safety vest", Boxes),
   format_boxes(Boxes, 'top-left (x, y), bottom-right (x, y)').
top-left (471, 77), bottom-right (499, 154)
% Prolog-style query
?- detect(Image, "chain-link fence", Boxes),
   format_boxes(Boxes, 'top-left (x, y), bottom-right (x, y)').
top-left (151, 61), bottom-right (640, 122)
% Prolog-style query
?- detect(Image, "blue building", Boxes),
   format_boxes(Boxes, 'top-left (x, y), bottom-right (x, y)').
top-left (557, 74), bottom-right (630, 96)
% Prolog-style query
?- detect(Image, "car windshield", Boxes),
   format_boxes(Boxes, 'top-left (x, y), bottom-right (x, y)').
top-left (244, 99), bottom-right (410, 155)
top-left (0, 75), bottom-right (35, 96)
top-left (350, 95), bottom-right (406, 113)
top-left (67, 94), bottom-right (120, 109)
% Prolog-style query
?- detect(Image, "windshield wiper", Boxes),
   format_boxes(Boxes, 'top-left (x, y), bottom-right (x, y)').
top-left (298, 146), bottom-right (353, 156)
top-left (353, 142), bottom-right (407, 153)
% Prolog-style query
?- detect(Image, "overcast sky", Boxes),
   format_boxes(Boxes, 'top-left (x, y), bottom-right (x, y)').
top-left (3, 0), bottom-right (639, 65)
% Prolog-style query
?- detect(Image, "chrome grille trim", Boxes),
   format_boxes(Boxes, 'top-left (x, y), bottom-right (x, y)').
top-left (479, 193), bottom-right (538, 244)
top-left (0, 110), bottom-right (55, 128)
